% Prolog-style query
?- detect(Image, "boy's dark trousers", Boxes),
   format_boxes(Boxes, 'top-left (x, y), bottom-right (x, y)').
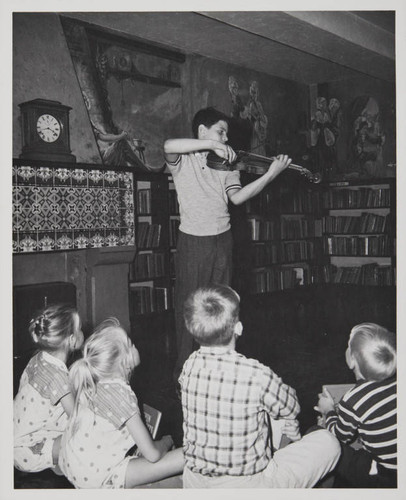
top-left (333, 443), bottom-right (397, 488)
top-left (173, 230), bottom-right (233, 384)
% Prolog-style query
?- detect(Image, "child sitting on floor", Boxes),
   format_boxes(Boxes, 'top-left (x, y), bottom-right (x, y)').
top-left (179, 284), bottom-right (340, 488)
top-left (14, 304), bottom-right (84, 474)
top-left (315, 322), bottom-right (397, 488)
top-left (59, 318), bottom-right (184, 488)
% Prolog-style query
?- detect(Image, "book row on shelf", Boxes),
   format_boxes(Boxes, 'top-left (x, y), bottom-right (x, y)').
top-left (169, 218), bottom-right (180, 247)
top-left (322, 213), bottom-right (389, 234)
top-left (251, 240), bottom-right (318, 266)
top-left (323, 235), bottom-right (391, 257)
top-left (331, 264), bottom-right (393, 286)
top-left (245, 185), bottom-right (391, 215)
top-left (246, 189), bottom-right (322, 215)
top-left (316, 262), bottom-right (394, 286)
top-left (137, 189), bottom-right (153, 214)
top-left (137, 188), bottom-right (180, 215)
top-left (247, 213), bottom-right (389, 242)
top-left (248, 266), bottom-right (306, 294)
top-left (248, 216), bottom-right (322, 241)
top-left (246, 262), bottom-right (394, 294)
top-left (137, 222), bottom-right (162, 249)
top-left (169, 189), bottom-right (180, 214)
top-left (322, 187), bottom-right (390, 209)
top-left (130, 284), bottom-right (174, 314)
top-left (131, 252), bottom-right (166, 281)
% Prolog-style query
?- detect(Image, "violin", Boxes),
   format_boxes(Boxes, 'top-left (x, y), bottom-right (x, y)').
top-left (206, 150), bottom-right (322, 184)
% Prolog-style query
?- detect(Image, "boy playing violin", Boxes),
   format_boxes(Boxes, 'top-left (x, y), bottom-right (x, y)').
top-left (163, 107), bottom-right (291, 384)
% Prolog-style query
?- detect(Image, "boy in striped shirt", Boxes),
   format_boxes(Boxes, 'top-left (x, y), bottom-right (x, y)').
top-left (316, 322), bottom-right (397, 487)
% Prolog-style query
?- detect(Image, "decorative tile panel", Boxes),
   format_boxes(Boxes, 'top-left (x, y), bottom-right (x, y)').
top-left (13, 162), bottom-right (134, 253)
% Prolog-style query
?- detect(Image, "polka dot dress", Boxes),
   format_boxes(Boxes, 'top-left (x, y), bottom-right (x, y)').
top-left (14, 351), bottom-right (70, 472)
top-left (59, 379), bottom-right (140, 488)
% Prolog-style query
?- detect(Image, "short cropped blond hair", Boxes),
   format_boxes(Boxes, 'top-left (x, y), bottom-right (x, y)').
top-left (184, 285), bottom-right (240, 346)
top-left (349, 323), bottom-right (396, 381)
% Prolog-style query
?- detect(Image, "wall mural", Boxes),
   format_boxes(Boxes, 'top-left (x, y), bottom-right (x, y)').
top-left (12, 163), bottom-right (134, 253)
top-left (61, 18), bottom-right (184, 171)
top-left (227, 76), bottom-right (269, 155)
top-left (309, 96), bottom-right (343, 179)
top-left (350, 96), bottom-right (386, 178)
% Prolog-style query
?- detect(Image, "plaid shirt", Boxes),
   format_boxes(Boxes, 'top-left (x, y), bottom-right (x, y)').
top-left (179, 346), bottom-right (300, 476)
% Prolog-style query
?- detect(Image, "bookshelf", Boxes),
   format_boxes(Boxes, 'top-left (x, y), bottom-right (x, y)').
top-left (320, 179), bottom-right (395, 286)
top-left (129, 175), bottom-right (395, 320)
top-left (130, 174), bottom-right (173, 315)
top-left (232, 175), bottom-right (324, 295)
top-left (232, 175), bottom-right (395, 296)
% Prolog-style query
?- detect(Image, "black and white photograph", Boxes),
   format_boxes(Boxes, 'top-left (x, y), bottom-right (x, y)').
top-left (2, 2), bottom-right (405, 498)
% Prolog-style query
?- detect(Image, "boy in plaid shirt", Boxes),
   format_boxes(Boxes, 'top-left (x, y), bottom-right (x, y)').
top-left (179, 284), bottom-right (340, 488)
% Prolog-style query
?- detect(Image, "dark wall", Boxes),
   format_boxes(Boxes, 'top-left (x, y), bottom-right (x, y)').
top-left (13, 13), bottom-right (309, 166)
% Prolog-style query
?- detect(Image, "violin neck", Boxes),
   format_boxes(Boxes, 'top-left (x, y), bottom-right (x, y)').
top-left (236, 151), bottom-right (305, 173)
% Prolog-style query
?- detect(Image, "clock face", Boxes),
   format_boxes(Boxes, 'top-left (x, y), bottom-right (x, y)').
top-left (36, 114), bottom-right (61, 143)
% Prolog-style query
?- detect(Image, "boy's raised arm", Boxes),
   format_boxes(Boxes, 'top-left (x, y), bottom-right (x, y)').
top-left (164, 139), bottom-right (237, 164)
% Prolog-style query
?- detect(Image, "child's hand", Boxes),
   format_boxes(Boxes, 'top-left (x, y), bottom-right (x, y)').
top-left (162, 434), bottom-right (174, 451)
top-left (283, 419), bottom-right (301, 442)
top-left (211, 142), bottom-right (237, 164)
top-left (314, 387), bottom-right (335, 415)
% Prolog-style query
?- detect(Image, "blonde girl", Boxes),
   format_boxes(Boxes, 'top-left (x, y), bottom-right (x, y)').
top-left (14, 304), bottom-right (84, 473)
top-left (59, 318), bottom-right (184, 488)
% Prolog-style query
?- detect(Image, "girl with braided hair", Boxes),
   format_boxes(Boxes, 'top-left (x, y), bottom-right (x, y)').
top-left (14, 304), bottom-right (84, 474)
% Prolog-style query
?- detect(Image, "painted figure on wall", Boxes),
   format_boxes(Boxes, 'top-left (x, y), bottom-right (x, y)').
top-left (82, 89), bottom-right (147, 168)
top-left (61, 17), bottom-right (167, 172)
top-left (227, 76), bottom-right (252, 151)
top-left (229, 76), bottom-right (249, 120)
top-left (351, 96), bottom-right (386, 177)
top-left (310, 96), bottom-right (342, 178)
top-left (248, 81), bottom-right (268, 155)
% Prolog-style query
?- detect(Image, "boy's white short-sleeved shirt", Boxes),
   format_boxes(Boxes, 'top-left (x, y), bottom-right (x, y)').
top-left (167, 152), bottom-right (241, 236)
top-left (13, 351), bottom-right (70, 471)
top-left (60, 378), bottom-right (140, 489)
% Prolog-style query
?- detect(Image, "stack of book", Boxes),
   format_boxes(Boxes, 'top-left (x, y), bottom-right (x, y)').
top-left (169, 219), bottom-right (180, 247)
top-left (360, 263), bottom-right (394, 286)
top-left (247, 217), bottom-right (278, 241)
top-left (137, 222), bottom-right (161, 248)
top-left (131, 252), bottom-right (166, 280)
top-left (130, 285), bottom-right (172, 314)
top-left (322, 187), bottom-right (390, 209)
top-left (249, 266), bottom-right (309, 293)
top-left (279, 189), bottom-right (322, 214)
top-left (323, 235), bottom-right (390, 256)
top-left (251, 240), bottom-right (316, 266)
top-left (280, 217), bottom-right (321, 239)
top-left (137, 189), bottom-right (152, 213)
top-left (311, 263), bottom-right (393, 286)
top-left (323, 213), bottom-right (388, 234)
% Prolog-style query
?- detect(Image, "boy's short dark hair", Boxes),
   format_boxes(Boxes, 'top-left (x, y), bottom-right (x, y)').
top-left (349, 323), bottom-right (396, 381)
top-left (192, 107), bottom-right (230, 138)
top-left (184, 284), bottom-right (240, 346)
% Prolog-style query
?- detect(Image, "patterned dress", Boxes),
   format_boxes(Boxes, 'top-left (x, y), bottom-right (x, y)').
top-left (14, 351), bottom-right (70, 472)
top-left (59, 379), bottom-right (140, 488)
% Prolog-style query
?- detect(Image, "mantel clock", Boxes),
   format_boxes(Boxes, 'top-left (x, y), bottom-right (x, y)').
top-left (19, 99), bottom-right (76, 162)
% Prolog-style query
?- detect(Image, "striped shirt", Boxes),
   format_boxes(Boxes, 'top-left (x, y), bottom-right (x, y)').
top-left (167, 152), bottom-right (241, 236)
top-left (325, 376), bottom-right (397, 470)
top-left (179, 346), bottom-right (300, 477)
